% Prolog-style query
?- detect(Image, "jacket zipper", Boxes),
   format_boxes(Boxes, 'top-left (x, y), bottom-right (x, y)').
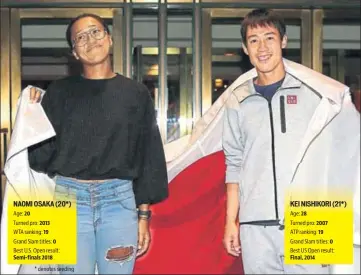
top-left (239, 94), bottom-right (279, 224)
top-left (268, 100), bottom-right (279, 221)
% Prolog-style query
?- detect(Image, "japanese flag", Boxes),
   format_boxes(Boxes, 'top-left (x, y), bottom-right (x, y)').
top-left (133, 71), bottom-right (253, 274)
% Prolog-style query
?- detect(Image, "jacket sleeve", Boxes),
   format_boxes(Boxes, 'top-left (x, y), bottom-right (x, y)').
top-left (28, 83), bottom-right (58, 173)
top-left (222, 94), bottom-right (244, 184)
top-left (132, 86), bottom-right (169, 206)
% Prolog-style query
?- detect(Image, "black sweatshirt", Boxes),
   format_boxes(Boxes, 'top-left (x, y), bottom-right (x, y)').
top-left (28, 73), bottom-right (169, 206)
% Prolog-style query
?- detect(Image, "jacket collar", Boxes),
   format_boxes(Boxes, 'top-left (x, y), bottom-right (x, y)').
top-left (246, 71), bottom-right (302, 96)
top-left (231, 58), bottom-right (348, 106)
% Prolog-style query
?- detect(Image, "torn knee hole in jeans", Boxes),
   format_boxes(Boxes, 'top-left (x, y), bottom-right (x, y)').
top-left (105, 245), bottom-right (135, 263)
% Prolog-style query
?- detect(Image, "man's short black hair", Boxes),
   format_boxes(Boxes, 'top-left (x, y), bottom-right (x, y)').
top-left (241, 8), bottom-right (286, 45)
top-left (66, 13), bottom-right (111, 48)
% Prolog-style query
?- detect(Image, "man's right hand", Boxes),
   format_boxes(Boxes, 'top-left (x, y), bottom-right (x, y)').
top-left (223, 221), bottom-right (241, 257)
top-left (30, 87), bottom-right (42, 103)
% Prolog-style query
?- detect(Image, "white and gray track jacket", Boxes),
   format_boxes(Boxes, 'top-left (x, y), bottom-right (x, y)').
top-left (222, 59), bottom-right (360, 236)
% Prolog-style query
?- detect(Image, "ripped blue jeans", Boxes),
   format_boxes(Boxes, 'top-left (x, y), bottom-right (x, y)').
top-left (54, 176), bottom-right (138, 274)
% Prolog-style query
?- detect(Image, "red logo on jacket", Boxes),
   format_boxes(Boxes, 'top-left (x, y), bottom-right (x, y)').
top-left (287, 95), bottom-right (297, 104)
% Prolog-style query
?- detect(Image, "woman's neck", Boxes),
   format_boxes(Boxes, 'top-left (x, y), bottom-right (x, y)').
top-left (82, 58), bottom-right (116, 80)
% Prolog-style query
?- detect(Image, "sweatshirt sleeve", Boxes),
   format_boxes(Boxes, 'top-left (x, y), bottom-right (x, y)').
top-left (222, 94), bottom-right (244, 184)
top-left (132, 86), bottom-right (169, 206)
top-left (28, 83), bottom-right (58, 173)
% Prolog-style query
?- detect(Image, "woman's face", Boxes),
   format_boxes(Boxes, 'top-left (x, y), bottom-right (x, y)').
top-left (71, 16), bottom-right (112, 66)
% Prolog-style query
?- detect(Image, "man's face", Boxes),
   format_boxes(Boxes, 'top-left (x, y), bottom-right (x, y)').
top-left (242, 24), bottom-right (287, 74)
top-left (71, 17), bottom-right (112, 65)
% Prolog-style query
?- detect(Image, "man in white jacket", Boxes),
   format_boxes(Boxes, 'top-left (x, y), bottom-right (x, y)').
top-left (222, 8), bottom-right (360, 274)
